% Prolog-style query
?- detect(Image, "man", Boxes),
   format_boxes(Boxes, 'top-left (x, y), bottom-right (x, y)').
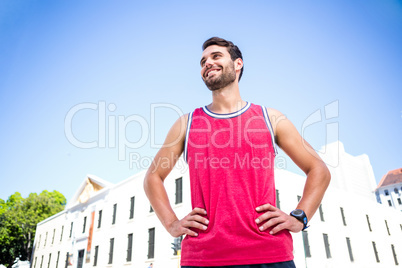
top-left (144, 37), bottom-right (331, 268)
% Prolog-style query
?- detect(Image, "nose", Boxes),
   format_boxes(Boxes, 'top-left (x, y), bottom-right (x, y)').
top-left (204, 57), bottom-right (213, 68)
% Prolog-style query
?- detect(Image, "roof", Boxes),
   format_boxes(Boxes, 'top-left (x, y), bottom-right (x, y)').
top-left (66, 174), bottom-right (114, 209)
top-left (376, 168), bottom-right (402, 189)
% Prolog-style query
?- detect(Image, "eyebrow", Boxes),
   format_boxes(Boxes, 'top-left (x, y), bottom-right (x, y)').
top-left (200, 51), bottom-right (224, 66)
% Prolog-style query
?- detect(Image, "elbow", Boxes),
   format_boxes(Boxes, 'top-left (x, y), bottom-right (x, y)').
top-left (143, 170), bottom-right (163, 197)
top-left (308, 161), bottom-right (331, 189)
top-left (143, 171), bottom-right (153, 197)
top-left (322, 163), bottom-right (331, 188)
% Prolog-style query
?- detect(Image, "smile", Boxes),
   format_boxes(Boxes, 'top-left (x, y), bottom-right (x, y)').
top-left (206, 68), bottom-right (221, 78)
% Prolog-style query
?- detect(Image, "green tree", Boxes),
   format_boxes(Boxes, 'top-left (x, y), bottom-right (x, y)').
top-left (0, 190), bottom-right (66, 267)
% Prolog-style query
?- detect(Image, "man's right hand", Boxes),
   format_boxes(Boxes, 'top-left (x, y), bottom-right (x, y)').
top-left (167, 208), bottom-right (209, 237)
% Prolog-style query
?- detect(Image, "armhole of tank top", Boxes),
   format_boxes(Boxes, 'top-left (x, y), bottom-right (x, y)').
top-left (261, 106), bottom-right (278, 156)
top-left (183, 112), bottom-right (193, 163)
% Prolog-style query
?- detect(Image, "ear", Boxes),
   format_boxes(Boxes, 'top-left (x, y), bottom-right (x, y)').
top-left (234, 58), bottom-right (243, 71)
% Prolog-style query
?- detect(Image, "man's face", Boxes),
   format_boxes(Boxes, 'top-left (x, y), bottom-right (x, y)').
top-left (200, 45), bottom-right (237, 91)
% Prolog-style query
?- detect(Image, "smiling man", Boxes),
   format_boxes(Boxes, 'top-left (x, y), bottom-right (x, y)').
top-left (144, 37), bottom-right (331, 268)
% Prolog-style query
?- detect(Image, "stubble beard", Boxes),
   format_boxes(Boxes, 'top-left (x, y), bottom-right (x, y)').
top-left (203, 63), bottom-right (236, 91)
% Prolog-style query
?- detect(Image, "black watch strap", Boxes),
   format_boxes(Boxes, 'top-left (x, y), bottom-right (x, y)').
top-left (290, 209), bottom-right (309, 231)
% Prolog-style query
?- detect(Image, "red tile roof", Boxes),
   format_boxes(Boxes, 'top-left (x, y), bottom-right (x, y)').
top-left (376, 168), bottom-right (402, 189)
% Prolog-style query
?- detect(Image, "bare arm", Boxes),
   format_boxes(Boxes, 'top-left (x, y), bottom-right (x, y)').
top-left (143, 114), bottom-right (208, 237)
top-left (256, 108), bottom-right (331, 234)
top-left (270, 108), bottom-right (331, 220)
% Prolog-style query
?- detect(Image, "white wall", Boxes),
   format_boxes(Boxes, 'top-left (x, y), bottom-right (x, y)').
top-left (32, 144), bottom-right (402, 268)
top-left (377, 183), bottom-right (402, 212)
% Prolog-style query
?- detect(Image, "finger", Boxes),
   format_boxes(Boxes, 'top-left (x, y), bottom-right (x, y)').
top-left (256, 203), bottom-right (277, 212)
top-left (188, 214), bottom-right (209, 225)
top-left (190, 207), bottom-right (207, 215)
top-left (255, 211), bottom-right (278, 224)
top-left (183, 218), bottom-right (208, 231)
top-left (270, 222), bottom-right (288, 235)
top-left (182, 227), bottom-right (199, 237)
top-left (259, 216), bottom-right (283, 232)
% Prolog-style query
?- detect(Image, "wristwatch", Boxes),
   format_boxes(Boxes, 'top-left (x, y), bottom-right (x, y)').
top-left (290, 209), bottom-right (309, 231)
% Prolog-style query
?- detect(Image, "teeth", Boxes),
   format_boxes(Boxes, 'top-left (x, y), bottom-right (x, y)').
top-left (207, 69), bottom-right (219, 77)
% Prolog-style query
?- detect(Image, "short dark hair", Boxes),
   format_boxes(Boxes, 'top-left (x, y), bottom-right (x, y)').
top-left (202, 37), bottom-right (244, 81)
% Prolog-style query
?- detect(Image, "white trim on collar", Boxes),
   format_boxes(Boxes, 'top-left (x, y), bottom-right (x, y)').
top-left (202, 102), bottom-right (251, 119)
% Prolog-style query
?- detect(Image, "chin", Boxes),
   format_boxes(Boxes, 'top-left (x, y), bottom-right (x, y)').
top-left (208, 86), bottom-right (221, 92)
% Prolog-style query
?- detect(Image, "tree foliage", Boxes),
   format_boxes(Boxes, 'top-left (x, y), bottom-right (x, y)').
top-left (0, 190), bottom-right (66, 267)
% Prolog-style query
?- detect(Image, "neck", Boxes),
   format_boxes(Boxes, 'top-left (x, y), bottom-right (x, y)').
top-left (207, 82), bottom-right (246, 113)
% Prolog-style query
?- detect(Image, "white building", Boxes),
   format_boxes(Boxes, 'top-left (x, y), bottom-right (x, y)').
top-left (11, 258), bottom-right (30, 268)
top-left (31, 142), bottom-right (402, 268)
top-left (375, 168), bottom-right (402, 212)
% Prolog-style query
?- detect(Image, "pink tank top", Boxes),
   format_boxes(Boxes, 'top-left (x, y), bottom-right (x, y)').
top-left (181, 103), bottom-right (293, 266)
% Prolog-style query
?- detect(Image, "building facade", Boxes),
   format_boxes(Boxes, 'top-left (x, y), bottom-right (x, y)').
top-left (31, 142), bottom-right (402, 268)
top-left (375, 168), bottom-right (402, 212)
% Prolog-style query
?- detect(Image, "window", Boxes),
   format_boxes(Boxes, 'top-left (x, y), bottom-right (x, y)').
top-left (52, 229), bottom-right (55, 244)
top-left (60, 226), bottom-right (64, 241)
top-left (385, 220), bottom-right (391, 235)
top-left (366, 215), bottom-right (372, 232)
top-left (319, 204), bottom-right (325, 222)
top-left (56, 251), bottom-right (60, 268)
top-left (65, 252), bottom-right (69, 268)
top-left (40, 255), bottom-right (43, 268)
top-left (340, 207), bottom-right (347, 226)
top-left (129, 197), bottom-right (135, 219)
top-left (346, 237), bottom-right (354, 262)
top-left (376, 191), bottom-right (381, 203)
top-left (94, 245), bottom-right (99, 266)
top-left (395, 188), bottom-right (399, 194)
top-left (171, 236), bottom-right (183, 256)
top-left (302, 231), bottom-right (311, 258)
top-left (276, 189), bottom-right (281, 209)
top-left (297, 195), bottom-right (301, 202)
top-left (385, 189), bottom-right (389, 196)
top-left (398, 198), bottom-right (402, 205)
top-left (388, 200), bottom-right (393, 206)
top-left (44, 232), bottom-right (48, 247)
top-left (112, 204), bottom-right (117, 224)
top-left (391, 244), bottom-right (399, 265)
top-left (69, 222), bottom-right (73, 238)
top-left (108, 238), bottom-right (114, 264)
top-left (83, 216), bottom-right (87, 233)
top-left (98, 210), bottom-right (102, 228)
top-left (34, 257), bottom-right (37, 268)
top-left (372, 241), bottom-right (380, 263)
top-left (175, 177), bottom-right (183, 204)
top-left (127, 233), bottom-right (133, 262)
top-left (323, 233), bottom-right (331, 259)
top-left (148, 228), bottom-right (155, 259)
top-left (150, 206), bottom-right (154, 213)
top-left (37, 235), bottom-right (41, 249)
top-left (47, 253), bottom-right (51, 268)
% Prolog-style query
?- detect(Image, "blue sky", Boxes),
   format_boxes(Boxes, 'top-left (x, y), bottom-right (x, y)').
top-left (0, 0), bottom-right (401, 202)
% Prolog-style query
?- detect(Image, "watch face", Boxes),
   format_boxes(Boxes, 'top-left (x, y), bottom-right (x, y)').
top-left (292, 209), bottom-right (303, 216)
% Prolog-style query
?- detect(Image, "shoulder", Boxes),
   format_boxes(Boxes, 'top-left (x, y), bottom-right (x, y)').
top-left (263, 107), bottom-right (288, 135)
top-left (266, 107), bottom-right (283, 119)
top-left (172, 113), bottom-right (190, 133)
top-left (162, 113), bottom-right (190, 149)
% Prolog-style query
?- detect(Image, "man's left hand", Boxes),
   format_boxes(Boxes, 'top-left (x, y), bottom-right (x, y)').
top-left (255, 203), bottom-right (304, 234)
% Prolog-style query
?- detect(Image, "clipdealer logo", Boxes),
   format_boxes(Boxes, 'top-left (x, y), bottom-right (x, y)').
top-left (64, 102), bottom-right (185, 161)
top-left (301, 100), bottom-right (340, 167)
top-left (64, 100), bottom-right (340, 169)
